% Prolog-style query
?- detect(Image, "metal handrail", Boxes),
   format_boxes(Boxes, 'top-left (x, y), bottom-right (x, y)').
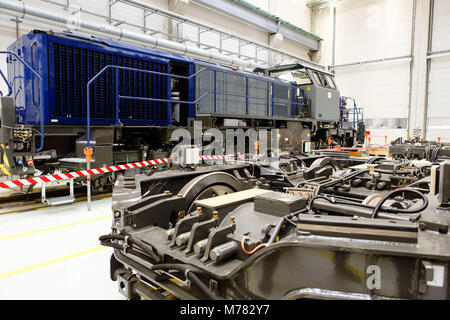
top-left (0, 69), bottom-right (12, 97)
top-left (86, 65), bottom-right (305, 148)
top-left (0, 51), bottom-right (44, 153)
top-left (341, 96), bottom-right (364, 131)
top-left (1, 51), bottom-right (42, 80)
top-left (86, 66), bottom-right (210, 147)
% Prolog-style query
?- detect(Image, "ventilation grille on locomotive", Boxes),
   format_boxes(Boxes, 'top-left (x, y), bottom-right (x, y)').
top-left (52, 43), bottom-right (169, 125)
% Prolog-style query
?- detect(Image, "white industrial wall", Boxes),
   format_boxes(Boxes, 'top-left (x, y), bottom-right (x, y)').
top-left (246, 0), bottom-right (312, 33)
top-left (314, 0), bottom-right (413, 145)
top-left (427, 0), bottom-right (450, 141)
top-left (0, 0), bottom-right (315, 95)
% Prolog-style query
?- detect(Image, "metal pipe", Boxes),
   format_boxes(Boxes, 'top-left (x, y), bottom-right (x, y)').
top-left (121, 0), bottom-right (325, 68)
top-left (407, 0), bottom-right (417, 138)
top-left (331, 6), bottom-right (336, 74)
top-left (0, 0), bottom-right (262, 69)
top-left (427, 49), bottom-right (450, 59)
top-left (192, 0), bottom-right (322, 51)
top-left (332, 55), bottom-right (413, 70)
top-left (423, 0), bottom-right (435, 139)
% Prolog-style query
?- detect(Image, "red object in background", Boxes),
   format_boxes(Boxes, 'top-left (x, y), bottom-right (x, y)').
top-left (365, 131), bottom-right (371, 137)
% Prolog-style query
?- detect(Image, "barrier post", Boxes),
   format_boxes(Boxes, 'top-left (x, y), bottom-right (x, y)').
top-left (84, 147), bottom-right (94, 211)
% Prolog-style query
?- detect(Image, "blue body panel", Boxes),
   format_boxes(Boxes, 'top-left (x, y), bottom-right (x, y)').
top-left (6, 31), bottom-right (306, 127)
top-left (7, 32), bottom-right (49, 125)
top-left (7, 31), bottom-right (195, 126)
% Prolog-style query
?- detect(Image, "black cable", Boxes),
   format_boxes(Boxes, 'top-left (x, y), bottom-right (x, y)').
top-left (101, 241), bottom-right (156, 263)
top-left (343, 169), bottom-right (369, 181)
top-left (309, 192), bottom-right (428, 216)
top-left (370, 188), bottom-right (428, 219)
top-left (367, 157), bottom-right (386, 164)
top-left (99, 234), bottom-right (161, 263)
top-left (150, 264), bottom-right (219, 300)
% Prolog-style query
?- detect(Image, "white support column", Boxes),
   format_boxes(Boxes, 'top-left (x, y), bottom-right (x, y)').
top-left (269, 32), bottom-right (284, 48)
top-left (268, 32), bottom-right (283, 65)
top-left (409, 0), bottom-right (431, 139)
top-left (310, 6), bottom-right (332, 67)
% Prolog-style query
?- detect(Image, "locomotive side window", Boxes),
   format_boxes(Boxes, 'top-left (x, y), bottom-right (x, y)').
top-left (313, 71), bottom-right (337, 90)
top-left (312, 72), bottom-right (323, 87)
top-left (325, 75), bottom-right (336, 89)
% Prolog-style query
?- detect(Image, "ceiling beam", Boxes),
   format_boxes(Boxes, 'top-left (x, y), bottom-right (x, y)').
top-left (192, 0), bottom-right (322, 51)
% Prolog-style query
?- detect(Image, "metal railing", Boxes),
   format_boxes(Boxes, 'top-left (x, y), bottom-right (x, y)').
top-left (340, 96), bottom-right (364, 137)
top-left (38, 0), bottom-right (322, 69)
top-left (0, 69), bottom-right (12, 97)
top-left (86, 65), bottom-right (306, 147)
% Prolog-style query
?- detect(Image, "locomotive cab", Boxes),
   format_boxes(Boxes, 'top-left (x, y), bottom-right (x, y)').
top-left (262, 63), bottom-right (340, 122)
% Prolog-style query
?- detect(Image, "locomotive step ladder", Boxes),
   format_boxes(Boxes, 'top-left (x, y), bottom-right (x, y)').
top-left (41, 178), bottom-right (76, 206)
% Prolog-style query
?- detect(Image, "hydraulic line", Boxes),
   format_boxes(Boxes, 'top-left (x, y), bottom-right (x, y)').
top-left (101, 241), bottom-right (156, 263)
top-left (99, 234), bottom-right (161, 263)
top-left (309, 191), bottom-right (427, 218)
top-left (150, 264), bottom-right (219, 300)
top-left (367, 157), bottom-right (386, 164)
top-left (266, 210), bottom-right (307, 245)
top-left (267, 219), bottom-right (285, 246)
top-left (308, 195), bottom-right (336, 210)
top-left (370, 188), bottom-right (428, 219)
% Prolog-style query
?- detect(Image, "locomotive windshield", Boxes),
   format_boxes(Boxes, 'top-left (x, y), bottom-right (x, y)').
top-left (271, 67), bottom-right (312, 85)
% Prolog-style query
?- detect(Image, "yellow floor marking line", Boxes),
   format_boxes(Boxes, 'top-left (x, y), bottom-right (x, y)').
top-left (0, 246), bottom-right (107, 279)
top-left (0, 216), bottom-right (110, 241)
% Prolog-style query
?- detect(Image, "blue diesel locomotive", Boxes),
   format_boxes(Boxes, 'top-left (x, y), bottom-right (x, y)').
top-left (0, 30), bottom-right (356, 181)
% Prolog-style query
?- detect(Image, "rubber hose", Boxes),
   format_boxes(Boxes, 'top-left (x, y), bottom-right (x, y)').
top-left (150, 264), bottom-right (219, 300)
top-left (101, 240), bottom-right (158, 263)
top-left (370, 188), bottom-right (428, 218)
top-left (100, 234), bottom-right (161, 263)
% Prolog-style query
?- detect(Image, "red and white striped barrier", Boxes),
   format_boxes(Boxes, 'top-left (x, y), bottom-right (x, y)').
top-left (0, 152), bottom-right (293, 190)
top-left (0, 158), bottom-right (170, 189)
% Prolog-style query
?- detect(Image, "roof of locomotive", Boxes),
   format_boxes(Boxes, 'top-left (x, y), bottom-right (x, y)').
top-left (41, 30), bottom-right (195, 65)
top-left (21, 30), bottom-right (319, 84)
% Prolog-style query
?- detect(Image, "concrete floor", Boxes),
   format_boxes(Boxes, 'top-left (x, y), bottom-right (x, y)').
top-left (0, 197), bottom-right (125, 300)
